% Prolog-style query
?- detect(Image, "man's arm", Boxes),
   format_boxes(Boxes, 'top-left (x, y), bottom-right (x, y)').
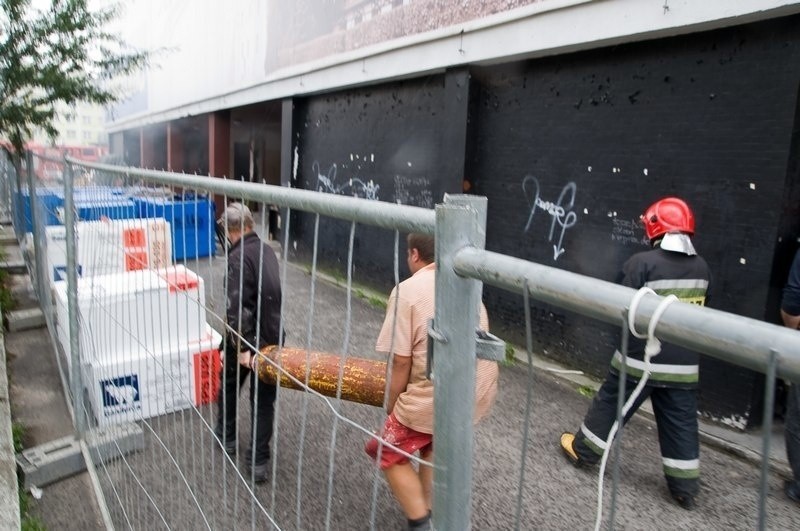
top-left (227, 252), bottom-right (257, 357)
top-left (782, 250), bottom-right (800, 330)
top-left (386, 355), bottom-right (412, 414)
top-left (226, 256), bottom-right (243, 338)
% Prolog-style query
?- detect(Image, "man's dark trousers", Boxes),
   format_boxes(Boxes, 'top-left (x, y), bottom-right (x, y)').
top-left (216, 339), bottom-right (276, 465)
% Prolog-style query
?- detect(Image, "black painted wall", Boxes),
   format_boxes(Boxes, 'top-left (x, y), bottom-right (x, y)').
top-left (284, 15), bottom-right (800, 427)
top-left (467, 16), bottom-right (800, 427)
top-left (289, 72), bottom-right (468, 286)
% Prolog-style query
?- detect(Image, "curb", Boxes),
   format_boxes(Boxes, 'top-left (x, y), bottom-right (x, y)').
top-left (0, 304), bottom-right (21, 530)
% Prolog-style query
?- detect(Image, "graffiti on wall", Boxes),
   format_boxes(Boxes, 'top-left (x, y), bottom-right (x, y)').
top-left (610, 218), bottom-right (649, 246)
top-left (313, 160), bottom-right (380, 200)
top-left (394, 175), bottom-right (433, 208)
top-left (522, 175), bottom-right (578, 261)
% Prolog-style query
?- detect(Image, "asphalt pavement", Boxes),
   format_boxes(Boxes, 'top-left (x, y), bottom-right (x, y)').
top-left (3, 236), bottom-right (800, 530)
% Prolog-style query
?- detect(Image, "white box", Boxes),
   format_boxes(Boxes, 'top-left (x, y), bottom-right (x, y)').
top-left (84, 327), bottom-right (222, 427)
top-left (54, 265), bottom-right (208, 366)
top-left (45, 218), bottom-right (172, 284)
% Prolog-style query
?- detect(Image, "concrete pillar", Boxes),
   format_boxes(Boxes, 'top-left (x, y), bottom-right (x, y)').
top-left (208, 111), bottom-right (230, 178)
top-left (442, 67), bottom-right (471, 194)
top-left (140, 127), bottom-right (156, 168)
top-left (167, 122), bottom-right (184, 172)
top-left (208, 111), bottom-right (231, 217)
top-left (109, 132), bottom-right (124, 159)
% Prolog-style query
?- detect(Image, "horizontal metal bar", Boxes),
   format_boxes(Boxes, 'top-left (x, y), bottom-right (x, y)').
top-left (29, 151), bottom-right (65, 164)
top-left (453, 247), bottom-right (800, 383)
top-left (65, 158), bottom-right (437, 235)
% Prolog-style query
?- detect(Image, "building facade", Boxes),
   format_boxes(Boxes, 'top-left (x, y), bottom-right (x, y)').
top-left (107, 0), bottom-right (800, 428)
top-left (33, 102), bottom-right (109, 148)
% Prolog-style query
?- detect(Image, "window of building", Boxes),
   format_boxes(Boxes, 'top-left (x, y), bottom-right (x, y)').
top-left (67, 130), bottom-right (76, 138)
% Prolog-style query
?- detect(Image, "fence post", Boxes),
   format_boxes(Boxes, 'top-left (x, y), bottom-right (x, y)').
top-left (433, 194), bottom-right (487, 531)
top-left (63, 161), bottom-right (85, 436)
top-left (24, 150), bottom-right (43, 298)
top-left (10, 153), bottom-right (24, 243)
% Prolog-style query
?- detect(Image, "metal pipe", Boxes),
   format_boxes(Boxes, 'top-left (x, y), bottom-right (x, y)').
top-left (24, 150), bottom-right (42, 299)
top-left (433, 195), bottom-right (487, 531)
top-left (65, 158), bottom-right (436, 236)
top-left (254, 346), bottom-right (387, 407)
top-left (64, 162), bottom-right (86, 435)
top-left (453, 247), bottom-right (800, 382)
top-left (757, 349), bottom-right (777, 531)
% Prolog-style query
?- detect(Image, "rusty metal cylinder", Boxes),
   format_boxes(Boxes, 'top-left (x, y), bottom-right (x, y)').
top-left (254, 346), bottom-right (387, 407)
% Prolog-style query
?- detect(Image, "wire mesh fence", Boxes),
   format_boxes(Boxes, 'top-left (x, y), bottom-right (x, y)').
top-left (3, 149), bottom-right (800, 530)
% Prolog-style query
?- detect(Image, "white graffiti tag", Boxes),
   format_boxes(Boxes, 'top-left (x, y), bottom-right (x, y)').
top-left (314, 161), bottom-right (380, 200)
top-left (522, 175), bottom-right (578, 260)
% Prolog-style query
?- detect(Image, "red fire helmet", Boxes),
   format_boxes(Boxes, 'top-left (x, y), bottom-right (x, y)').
top-left (640, 197), bottom-right (695, 240)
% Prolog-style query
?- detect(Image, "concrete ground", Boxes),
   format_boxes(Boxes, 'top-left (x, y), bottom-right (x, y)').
top-left (2, 234), bottom-right (800, 530)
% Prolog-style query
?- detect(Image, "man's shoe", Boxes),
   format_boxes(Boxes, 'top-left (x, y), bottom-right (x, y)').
top-left (560, 432), bottom-right (584, 468)
top-left (242, 461), bottom-right (269, 484)
top-left (407, 511), bottom-right (431, 530)
top-left (253, 462), bottom-right (269, 483)
top-left (212, 426), bottom-right (236, 456)
top-left (242, 450), bottom-right (270, 483)
top-left (784, 480), bottom-right (800, 505)
top-left (671, 493), bottom-right (695, 511)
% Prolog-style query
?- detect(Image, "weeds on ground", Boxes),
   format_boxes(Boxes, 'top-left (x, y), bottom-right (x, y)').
top-left (578, 385), bottom-right (597, 398)
top-left (19, 489), bottom-right (46, 531)
top-left (298, 262), bottom-right (390, 310)
top-left (501, 343), bottom-right (517, 366)
top-left (365, 295), bottom-right (387, 310)
top-left (13, 423), bottom-right (46, 530)
top-left (12, 421), bottom-right (24, 452)
top-left (0, 246), bottom-right (16, 315)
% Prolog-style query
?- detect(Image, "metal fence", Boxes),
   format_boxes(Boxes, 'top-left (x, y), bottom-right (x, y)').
top-left (4, 150), bottom-right (800, 530)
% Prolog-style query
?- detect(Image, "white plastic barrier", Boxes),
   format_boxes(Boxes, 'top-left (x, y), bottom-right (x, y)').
top-left (54, 265), bottom-right (208, 366)
top-left (44, 218), bottom-right (172, 283)
top-left (83, 327), bottom-right (222, 427)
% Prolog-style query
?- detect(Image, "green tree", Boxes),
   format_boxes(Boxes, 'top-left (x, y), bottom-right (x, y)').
top-left (0, 0), bottom-right (147, 152)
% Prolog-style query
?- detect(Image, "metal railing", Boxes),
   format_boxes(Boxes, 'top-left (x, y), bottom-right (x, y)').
top-left (3, 150), bottom-right (800, 529)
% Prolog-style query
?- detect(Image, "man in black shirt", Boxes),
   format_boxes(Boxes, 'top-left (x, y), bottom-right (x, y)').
top-left (213, 202), bottom-right (282, 484)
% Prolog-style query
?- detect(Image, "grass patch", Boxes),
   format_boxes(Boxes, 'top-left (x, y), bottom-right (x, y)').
top-left (296, 260), bottom-right (389, 310)
top-left (577, 385), bottom-right (597, 399)
top-left (19, 489), bottom-right (46, 531)
top-left (501, 343), bottom-right (517, 366)
top-left (13, 423), bottom-right (46, 530)
top-left (366, 296), bottom-right (387, 310)
top-left (0, 246), bottom-right (16, 315)
top-left (12, 422), bottom-right (24, 453)
top-left (352, 288), bottom-right (387, 310)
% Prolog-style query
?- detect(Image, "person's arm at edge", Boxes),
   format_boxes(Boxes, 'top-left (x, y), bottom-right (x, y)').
top-left (781, 309), bottom-right (800, 330)
top-left (782, 250), bottom-right (800, 330)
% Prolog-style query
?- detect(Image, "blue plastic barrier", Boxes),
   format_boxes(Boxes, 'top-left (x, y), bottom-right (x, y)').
top-left (134, 196), bottom-right (215, 260)
top-left (15, 189), bottom-right (63, 232)
top-left (74, 199), bottom-right (138, 221)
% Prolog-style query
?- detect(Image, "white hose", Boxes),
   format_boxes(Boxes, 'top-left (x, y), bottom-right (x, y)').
top-left (593, 289), bottom-right (678, 531)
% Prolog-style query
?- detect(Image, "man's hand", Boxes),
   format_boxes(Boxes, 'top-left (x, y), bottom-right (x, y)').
top-left (781, 309), bottom-right (800, 330)
top-left (238, 350), bottom-right (253, 369)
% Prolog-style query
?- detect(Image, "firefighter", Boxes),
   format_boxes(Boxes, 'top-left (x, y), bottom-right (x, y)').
top-left (560, 197), bottom-right (711, 510)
